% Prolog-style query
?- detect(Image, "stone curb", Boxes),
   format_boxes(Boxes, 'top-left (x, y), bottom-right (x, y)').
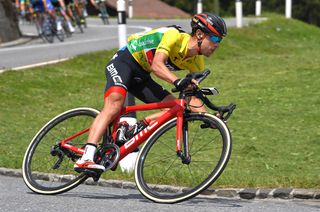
top-left (1, 167), bottom-right (319, 200)
top-left (0, 34), bottom-right (37, 48)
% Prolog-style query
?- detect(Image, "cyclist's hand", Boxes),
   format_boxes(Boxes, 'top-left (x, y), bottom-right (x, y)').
top-left (173, 77), bottom-right (192, 91)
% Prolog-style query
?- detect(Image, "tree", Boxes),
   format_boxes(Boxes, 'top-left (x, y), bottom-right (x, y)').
top-left (0, 0), bottom-right (21, 43)
top-left (293, 0), bottom-right (320, 26)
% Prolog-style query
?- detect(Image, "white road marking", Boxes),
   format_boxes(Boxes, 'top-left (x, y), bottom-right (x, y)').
top-left (0, 58), bottom-right (71, 73)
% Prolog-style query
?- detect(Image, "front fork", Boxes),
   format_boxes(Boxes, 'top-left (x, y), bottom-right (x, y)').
top-left (177, 113), bottom-right (191, 164)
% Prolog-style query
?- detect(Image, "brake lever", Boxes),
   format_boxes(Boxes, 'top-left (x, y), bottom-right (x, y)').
top-left (219, 103), bottom-right (236, 122)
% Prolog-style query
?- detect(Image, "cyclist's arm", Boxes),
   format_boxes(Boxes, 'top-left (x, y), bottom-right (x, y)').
top-left (151, 52), bottom-right (206, 112)
top-left (151, 52), bottom-right (179, 84)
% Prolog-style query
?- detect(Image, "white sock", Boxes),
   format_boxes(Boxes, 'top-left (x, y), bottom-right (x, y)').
top-left (81, 144), bottom-right (96, 161)
top-left (68, 21), bottom-right (75, 31)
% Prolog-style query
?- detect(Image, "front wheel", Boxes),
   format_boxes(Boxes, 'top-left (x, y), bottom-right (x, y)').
top-left (135, 113), bottom-right (232, 203)
top-left (55, 29), bottom-right (65, 42)
top-left (22, 107), bottom-right (101, 195)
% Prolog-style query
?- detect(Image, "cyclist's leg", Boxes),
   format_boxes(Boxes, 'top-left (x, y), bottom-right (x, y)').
top-left (15, 0), bottom-right (20, 11)
top-left (74, 88), bottom-right (125, 171)
top-left (62, 0), bottom-right (71, 17)
top-left (82, 0), bottom-right (88, 17)
top-left (64, 0), bottom-right (75, 26)
top-left (75, 48), bottom-right (134, 172)
top-left (28, 1), bottom-right (34, 15)
top-left (129, 77), bottom-right (173, 121)
top-left (45, 0), bottom-right (56, 19)
top-left (20, 0), bottom-right (27, 16)
top-left (73, 0), bottom-right (84, 21)
top-left (89, 0), bottom-right (99, 10)
top-left (31, 2), bottom-right (42, 34)
top-left (58, 0), bottom-right (75, 32)
top-left (65, 3), bottom-right (73, 20)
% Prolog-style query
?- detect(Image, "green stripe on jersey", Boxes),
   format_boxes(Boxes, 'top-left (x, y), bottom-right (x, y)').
top-left (127, 32), bottom-right (164, 53)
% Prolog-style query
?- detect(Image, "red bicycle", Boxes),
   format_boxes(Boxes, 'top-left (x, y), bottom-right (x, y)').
top-left (22, 70), bottom-right (236, 203)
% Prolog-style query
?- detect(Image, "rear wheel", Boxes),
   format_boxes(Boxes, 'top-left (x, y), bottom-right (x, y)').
top-left (56, 29), bottom-right (65, 42)
top-left (135, 113), bottom-right (232, 203)
top-left (22, 107), bottom-right (101, 194)
top-left (43, 25), bottom-right (54, 43)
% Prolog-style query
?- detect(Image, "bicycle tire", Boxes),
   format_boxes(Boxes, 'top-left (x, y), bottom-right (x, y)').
top-left (56, 29), bottom-right (65, 42)
top-left (34, 14), bottom-right (44, 40)
top-left (22, 107), bottom-right (101, 195)
top-left (63, 21), bottom-right (72, 38)
top-left (43, 26), bottom-right (54, 43)
top-left (74, 13), bottom-right (84, 33)
top-left (135, 113), bottom-right (232, 203)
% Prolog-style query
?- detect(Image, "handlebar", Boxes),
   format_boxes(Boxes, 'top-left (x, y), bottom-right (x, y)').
top-left (172, 69), bottom-right (236, 121)
top-left (171, 69), bottom-right (211, 93)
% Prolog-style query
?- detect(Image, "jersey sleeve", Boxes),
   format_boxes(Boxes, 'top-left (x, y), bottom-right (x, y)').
top-left (156, 29), bottom-right (180, 56)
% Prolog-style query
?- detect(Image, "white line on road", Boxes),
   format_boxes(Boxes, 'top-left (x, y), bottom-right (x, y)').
top-left (0, 58), bottom-right (71, 74)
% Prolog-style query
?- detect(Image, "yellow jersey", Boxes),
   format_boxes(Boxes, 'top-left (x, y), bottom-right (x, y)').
top-left (127, 27), bottom-right (205, 73)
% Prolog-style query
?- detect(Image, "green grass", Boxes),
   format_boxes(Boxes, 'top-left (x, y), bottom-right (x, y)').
top-left (1, 14), bottom-right (319, 188)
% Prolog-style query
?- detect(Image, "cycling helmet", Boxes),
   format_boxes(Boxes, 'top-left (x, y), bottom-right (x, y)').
top-left (191, 12), bottom-right (227, 37)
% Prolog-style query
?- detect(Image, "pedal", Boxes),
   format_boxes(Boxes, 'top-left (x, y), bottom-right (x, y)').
top-left (74, 168), bottom-right (103, 182)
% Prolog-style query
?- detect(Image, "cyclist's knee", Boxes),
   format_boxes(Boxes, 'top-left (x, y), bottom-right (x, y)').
top-left (103, 92), bottom-right (125, 114)
top-left (107, 92), bottom-right (125, 102)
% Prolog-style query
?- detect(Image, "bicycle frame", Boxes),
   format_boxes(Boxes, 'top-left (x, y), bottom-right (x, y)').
top-left (59, 98), bottom-right (187, 162)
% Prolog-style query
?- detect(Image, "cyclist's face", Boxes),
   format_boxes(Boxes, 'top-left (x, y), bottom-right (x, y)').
top-left (201, 35), bottom-right (220, 57)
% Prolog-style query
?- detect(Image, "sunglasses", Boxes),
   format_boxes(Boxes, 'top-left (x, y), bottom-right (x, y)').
top-left (209, 34), bottom-right (222, 43)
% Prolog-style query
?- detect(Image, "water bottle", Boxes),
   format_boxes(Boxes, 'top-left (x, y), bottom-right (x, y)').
top-left (116, 121), bottom-right (129, 146)
top-left (125, 120), bottom-right (148, 139)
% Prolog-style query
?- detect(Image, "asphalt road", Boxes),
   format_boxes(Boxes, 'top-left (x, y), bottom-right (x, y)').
top-left (0, 17), bottom-right (266, 71)
top-left (0, 175), bottom-right (319, 212)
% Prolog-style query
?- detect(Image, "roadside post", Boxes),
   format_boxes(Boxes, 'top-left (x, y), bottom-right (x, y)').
top-left (117, 0), bottom-right (138, 173)
top-left (255, 0), bottom-right (261, 17)
top-left (235, 0), bottom-right (243, 28)
top-left (197, 0), bottom-right (203, 14)
top-left (285, 0), bottom-right (292, 19)
top-left (128, 0), bottom-right (133, 19)
top-left (117, 0), bottom-right (127, 47)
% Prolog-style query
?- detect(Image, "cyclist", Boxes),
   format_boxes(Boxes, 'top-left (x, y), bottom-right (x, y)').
top-left (15, 0), bottom-right (20, 10)
top-left (42, 0), bottom-right (75, 32)
top-left (18, 0), bottom-right (32, 19)
top-left (89, 0), bottom-right (103, 10)
top-left (30, 0), bottom-right (45, 13)
top-left (29, 0), bottom-right (46, 34)
top-left (90, 0), bottom-right (109, 17)
top-left (74, 12), bottom-right (227, 172)
top-left (64, 0), bottom-right (86, 25)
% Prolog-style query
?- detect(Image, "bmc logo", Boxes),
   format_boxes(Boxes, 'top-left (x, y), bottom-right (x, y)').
top-left (124, 121), bottom-right (158, 149)
top-left (107, 63), bottom-right (123, 84)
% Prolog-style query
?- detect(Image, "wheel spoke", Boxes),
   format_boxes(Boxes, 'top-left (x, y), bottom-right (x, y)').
top-left (22, 108), bottom-right (102, 194)
top-left (136, 113), bottom-right (232, 203)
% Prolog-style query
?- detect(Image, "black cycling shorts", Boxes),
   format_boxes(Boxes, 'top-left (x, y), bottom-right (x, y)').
top-left (104, 47), bottom-right (170, 103)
